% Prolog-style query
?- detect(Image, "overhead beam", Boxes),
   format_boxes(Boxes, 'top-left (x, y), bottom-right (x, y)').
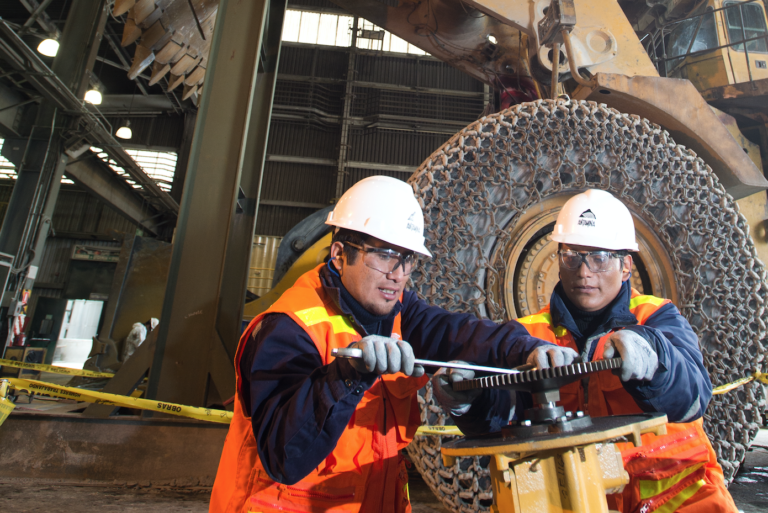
top-left (18, 0), bottom-right (59, 36)
top-left (0, 21), bottom-right (179, 215)
top-left (65, 152), bottom-right (161, 235)
top-left (21, 0), bottom-right (56, 32)
top-left (0, 82), bottom-right (27, 137)
top-left (259, 200), bottom-right (329, 209)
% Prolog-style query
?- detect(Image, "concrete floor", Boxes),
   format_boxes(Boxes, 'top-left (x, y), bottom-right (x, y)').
top-left (1, 432), bottom-right (766, 512)
top-left (0, 474), bottom-right (447, 513)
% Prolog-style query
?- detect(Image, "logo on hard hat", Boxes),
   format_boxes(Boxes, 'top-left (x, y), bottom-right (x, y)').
top-left (406, 212), bottom-right (420, 233)
top-left (577, 209), bottom-right (596, 227)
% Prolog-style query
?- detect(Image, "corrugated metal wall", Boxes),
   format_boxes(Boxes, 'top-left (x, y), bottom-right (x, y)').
top-left (266, 120), bottom-right (340, 159)
top-left (260, 162), bottom-right (336, 204)
top-left (0, 180), bottom-right (137, 300)
top-left (347, 129), bottom-right (454, 166)
top-left (0, 184), bottom-right (137, 238)
top-left (256, 205), bottom-right (320, 237)
top-left (256, 14), bottom-right (488, 237)
top-left (51, 189), bottom-right (138, 235)
top-left (355, 54), bottom-right (483, 91)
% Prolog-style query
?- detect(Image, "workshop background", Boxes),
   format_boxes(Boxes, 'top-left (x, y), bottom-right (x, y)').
top-left (0, 0), bottom-right (767, 512)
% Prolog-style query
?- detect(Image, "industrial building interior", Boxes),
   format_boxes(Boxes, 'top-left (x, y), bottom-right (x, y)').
top-left (0, 0), bottom-right (767, 511)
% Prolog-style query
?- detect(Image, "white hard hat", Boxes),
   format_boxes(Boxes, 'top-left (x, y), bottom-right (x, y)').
top-left (551, 189), bottom-right (639, 251)
top-left (326, 176), bottom-right (432, 257)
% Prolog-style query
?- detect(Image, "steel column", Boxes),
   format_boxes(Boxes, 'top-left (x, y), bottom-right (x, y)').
top-left (170, 110), bottom-right (198, 204)
top-left (0, 1), bottom-right (109, 346)
top-left (146, 0), bottom-right (287, 408)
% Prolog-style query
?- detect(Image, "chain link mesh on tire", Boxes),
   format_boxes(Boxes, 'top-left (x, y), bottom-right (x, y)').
top-left (405, 99), bottom-right (767, 512)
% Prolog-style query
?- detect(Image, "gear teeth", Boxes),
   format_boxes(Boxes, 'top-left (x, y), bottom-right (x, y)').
top-left (454, 358), bottom-right (625, 392)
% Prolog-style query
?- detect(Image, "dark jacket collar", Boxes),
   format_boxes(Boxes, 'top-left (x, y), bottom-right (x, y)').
top-left (318, 262), bottom-right (401, 336)
top-left (549, 279), bottom-right (638, 339)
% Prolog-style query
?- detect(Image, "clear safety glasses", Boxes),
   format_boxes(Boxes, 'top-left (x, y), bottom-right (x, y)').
top-left (558, 250), bottom-right (624, 273)
top-left (344, 242), bottom-right (419, 275)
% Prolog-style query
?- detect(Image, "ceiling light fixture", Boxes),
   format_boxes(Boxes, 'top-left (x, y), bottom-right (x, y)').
top-left (116, 120), bottom-right (132, 140)
top-left (84, 89), bottom-right (102, 105)
top-left (37, 38), bottom-right (59, 57)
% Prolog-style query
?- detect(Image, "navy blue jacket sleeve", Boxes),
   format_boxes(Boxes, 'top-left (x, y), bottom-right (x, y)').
top-left (241, 313), bottom-right (377, 485)
top-left (400, 290), bottom-right (551, 368)
top-left (449, 389), bottom-right (516, 436)
top-left (622, 303), bottom-right (713, 423)
top-left (245, 293), bottom-right (552, 484)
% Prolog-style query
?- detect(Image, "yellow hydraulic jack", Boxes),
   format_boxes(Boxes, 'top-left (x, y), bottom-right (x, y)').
top-left (441, 359), bottom-right (668, 513)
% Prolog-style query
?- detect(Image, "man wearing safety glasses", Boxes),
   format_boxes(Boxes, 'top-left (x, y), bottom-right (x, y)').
top-left (211, 176), bottom-right (567, 513)
top-left (432, 189), bottom-right (737, 513)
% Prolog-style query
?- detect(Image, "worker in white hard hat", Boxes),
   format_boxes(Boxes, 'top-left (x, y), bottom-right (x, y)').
top-left (431, 189), bottom-right (738, 513)
top-left (211, 175), bottom-right (569, 513)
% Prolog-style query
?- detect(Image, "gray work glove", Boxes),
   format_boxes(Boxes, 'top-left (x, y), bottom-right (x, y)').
top-left (603, 330), bottom-right (658, 382)
top-left (431, 362), bottom-right (482, 415)
top-left (526, 344), bottom-right (578, 369)
top-left (347, 335), bottom-right (425, 377)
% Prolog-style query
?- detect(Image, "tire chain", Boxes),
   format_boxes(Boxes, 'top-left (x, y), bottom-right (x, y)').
top-left (404, 99), bottom-right (767, 511)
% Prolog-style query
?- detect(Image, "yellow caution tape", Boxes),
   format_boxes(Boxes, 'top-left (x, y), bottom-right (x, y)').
top-left (0, 358), bottom-right (115, 378)
top-left (6, 378), bottom-right (233, 424)
top-left (0, 380), bottom-right (13, 427)
top-left (415, 425), bottom-right (464, 436)
top-left (712, 372), bottom-right (768, 395)
top-left (2, 368), bottom-right (765, 430)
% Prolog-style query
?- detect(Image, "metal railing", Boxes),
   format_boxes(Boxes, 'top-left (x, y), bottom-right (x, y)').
top-left (643, 0), bottom-right (768, 89)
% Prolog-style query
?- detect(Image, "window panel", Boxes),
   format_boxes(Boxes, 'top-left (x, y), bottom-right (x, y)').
top-left (724, 2), bottom-right (768, 53)
top-left (298, 11), bottom-right (320, 45)
top-left (666, 11), bottom-right (718, 70)
top-left (282, 10), bottom-right (301, 42)
top-left (317, 14), bottom-right (339, 46)
top-left (335, 16), bottom-right (354, 47)
top-left (281, 9), bottom-right (428, 55)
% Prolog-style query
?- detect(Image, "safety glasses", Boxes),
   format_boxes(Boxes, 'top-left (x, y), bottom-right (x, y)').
top-left (344, 242), bottom-right (419, 275)
top-left (558, 250), bottom-right (624, 273)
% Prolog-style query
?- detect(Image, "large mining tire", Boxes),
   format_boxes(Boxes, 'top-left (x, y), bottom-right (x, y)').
top-left (405, 99), bottom-right (768, 512)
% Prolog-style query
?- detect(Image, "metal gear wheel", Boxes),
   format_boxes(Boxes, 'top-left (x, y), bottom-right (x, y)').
top-left (405, 99), bottom-right (767, 512)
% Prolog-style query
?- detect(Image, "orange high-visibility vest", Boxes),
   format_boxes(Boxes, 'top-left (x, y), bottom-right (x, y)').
top-left (517, 289), bottom-right (738, 513)
top-left (210, 264), bottom-right (428, 513)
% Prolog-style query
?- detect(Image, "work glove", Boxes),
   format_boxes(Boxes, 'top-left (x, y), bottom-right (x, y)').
top-left (602, 330), bottom-right (658, 382)
top-left (431, 363), bottom-right (482, 415)
top-left (347, 335), bottom-right (425, 377)
top-left (526, 344), bottom-right (578, 369)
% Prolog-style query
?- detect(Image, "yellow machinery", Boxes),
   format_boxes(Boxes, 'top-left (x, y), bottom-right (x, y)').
top-left (441, 358), bottom-right (668, 512)
top-left (645, 0), bottom-right (768, 92)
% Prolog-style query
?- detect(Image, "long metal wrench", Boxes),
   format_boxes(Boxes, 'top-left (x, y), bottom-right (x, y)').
top-left (331, 347), bottom-right (528, 375)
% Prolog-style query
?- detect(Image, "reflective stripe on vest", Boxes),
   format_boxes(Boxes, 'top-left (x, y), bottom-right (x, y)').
top-left (655, 479), bottom-right (706, 513)
top-left (294, 306), bottom-right (357, 337)
top-left (517, 293), bottom-right (668, 337)
top-left (517, 290), bottom-right (737, 513)
top-left (211, 264), bottom-right (425, 513)
top-left (517, 312), bottom-right (568, 337)
top-left (639, 463), bottom-right (705, 499)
